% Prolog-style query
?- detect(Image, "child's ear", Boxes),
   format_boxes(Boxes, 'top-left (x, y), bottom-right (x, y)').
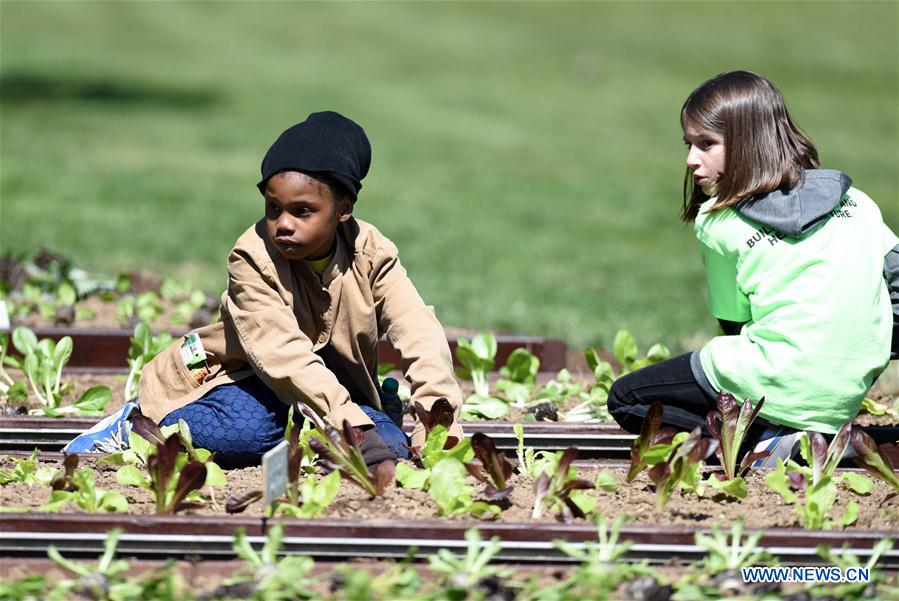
top-left (337, 196), bottom-right (353, 222)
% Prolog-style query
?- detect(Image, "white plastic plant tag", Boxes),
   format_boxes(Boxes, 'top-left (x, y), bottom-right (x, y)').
top-left (262, 440), bottom-right (289, 507)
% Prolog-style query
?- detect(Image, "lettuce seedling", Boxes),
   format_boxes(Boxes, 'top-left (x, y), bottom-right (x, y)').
top-left (428, 456), bottom-right (500, 517)
top-left (281, 415), bottom-right (319, 500)
top-left (562, 336), bottom-right (668, 423)
top-left (530, 369), bottom-right (586, 422)
top-left (160, 279), bottom-right (207, 325)
top-left (562, 387), bottom-right (612, 423)
top-left (648, 427), bottom-right (717, 509)
top-left (7, 257), bottom-right (99, 326)
top-left (11, 326), bottom-right (71, 407)
top-left (409, 400), bottom-right (474, 471)
top-left (532, 447), bottom-right (595, 522)
top-left (814, 538), bottom-right (896, 600)
top-left (557, 350), bottom-right (614, 422)
top-left (46, 529), bottom-right (139, 600)
top-left (297, 403), bottom-right (394, 497)
top-left (460, 394), bottom-right (510, 420)
top-left (612, 330), bottom-right (671, 376)
top-left (115, 417), bottom-right (212, 514)
top-left (706, 392), bottom-right (768, 480)
top-left (396, 415), bottom-right (473, 491)
top-left (42, 454), bottom-right (129, 513)
top-left (695, 520), bottom-right (772, 575)
top-left (429, 528), bottom-right (513, 596)
top-left (116, 290), bottom-right (164, 326)
top-left (584, 347), bottom-right (617, 392)
top-left (464, 432), bottom-right (514, 501)
top-left (594, 470), bottom-right (619, 492)
top-left (495, 348), bottom-right (540, 407)
top-left (0, 573), bottom-right (47, 599)
top-left (412, 398), bottom-right (458, 446)
top-left (456, 332), bottom-right (510, 419)
top-left (128, 415), bottom-right (210, 464)
top-left (764, 424), bottom-right (871, 529)
top-left (125, 322), bottom-right (174, 403)
top-left (49, 452), bottom-right (79, 492)
top-left (0, 332), bottom-right (28, 404)
top-left (0, 449), bottom-right (58, 486)
top-left (860, 396), bottom-right (899, 420)
top-left (48, 385), bottom-right (112, 418)
top-left (849, 427), bottom-right (899, 493)
top-left (403, 407), bottom-right (493, 517)
top-left (228, 412), bottom-right (327, 515)
top-left (626, 402), bottom-right (677, 483)
top-left (562, 348), bottom-right (615, 422)
top-left (332, 556), bottom-right (422, 600)
top-left (275, 470), bottom-right (342, 518)
top-left (550, 516), bottom-right (653, 599)
top-left (534, 368), bottom-right (583, 405)
top-left (454, 332), bottom-right (497, 396)
top-left (701, 393), bottom-right (769, 499)
top-left (114, 415), bottom-right (226, 497)
top-left (513, 422), bottom-right (558, 480)
top-left (217, 525), bottom-right (320, 600)
top-left (147, 436), bottom-right (207, 514)
top-left (7, 326), bottom-right (112, 417)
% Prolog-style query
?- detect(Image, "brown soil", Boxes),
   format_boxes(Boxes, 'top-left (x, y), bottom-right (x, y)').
top-left (2, 455), bottom-right (897, 531)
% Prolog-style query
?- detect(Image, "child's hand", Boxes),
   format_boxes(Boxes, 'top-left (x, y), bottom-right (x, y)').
top-left (359, 428), bottom-right (395, 467)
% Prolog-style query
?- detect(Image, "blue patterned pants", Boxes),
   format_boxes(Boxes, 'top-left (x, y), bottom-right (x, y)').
top-left (159, 375), bottom-right (409, 467)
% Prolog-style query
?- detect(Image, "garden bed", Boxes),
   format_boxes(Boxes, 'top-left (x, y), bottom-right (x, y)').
top-left (2, 454), bottom-right (896, 532)
top-left (4, 367), bottom-right (897, 428)
top-left (1, 327), bottom-right (569, 371)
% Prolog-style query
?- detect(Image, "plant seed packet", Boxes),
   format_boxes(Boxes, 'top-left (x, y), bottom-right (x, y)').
top-left (180, 332), bottom-right (209, 384)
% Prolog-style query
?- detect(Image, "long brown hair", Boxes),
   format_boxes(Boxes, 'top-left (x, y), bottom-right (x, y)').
top-left (680, 71), bottom-right (820, 222)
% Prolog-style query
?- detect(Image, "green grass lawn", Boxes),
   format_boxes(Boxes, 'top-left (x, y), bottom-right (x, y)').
top-left (2, 1), bottom-right (896, 351)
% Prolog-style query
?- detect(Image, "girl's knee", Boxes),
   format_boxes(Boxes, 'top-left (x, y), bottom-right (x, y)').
top-left (607, 374), bottom-right (637, 412)
top-left (606, 380), bottom-right (623, 411)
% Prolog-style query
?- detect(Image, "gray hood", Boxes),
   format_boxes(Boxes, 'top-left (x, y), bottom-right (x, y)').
top-left (736, 169), bottom-right (851, 237)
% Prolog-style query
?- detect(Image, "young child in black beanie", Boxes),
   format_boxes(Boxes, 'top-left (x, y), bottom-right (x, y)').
top-left (70, 111), bottom-right (465, 467)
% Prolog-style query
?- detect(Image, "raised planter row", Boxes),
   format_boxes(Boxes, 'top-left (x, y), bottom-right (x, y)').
top-left (2, 416), bottom-right (897, 465)
top-left (6, 327), bottom-right (568, 371)
top-left (2, 513), bottom-right (896, 567)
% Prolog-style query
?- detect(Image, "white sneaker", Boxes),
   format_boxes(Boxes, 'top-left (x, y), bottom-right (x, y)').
top-left (750, 426), bottom-right (803, 468)
top-left (62, 402), bottom-right (138, 453)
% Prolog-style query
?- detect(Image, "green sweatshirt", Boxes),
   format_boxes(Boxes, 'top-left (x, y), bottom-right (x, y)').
top-left (694, 171), bottom-right (896, 433)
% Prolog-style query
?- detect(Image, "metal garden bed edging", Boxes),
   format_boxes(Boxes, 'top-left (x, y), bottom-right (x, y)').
top-left (1, 514), bottom-right (896, 567)
top-left (0, 419), bottom-right (634, 456)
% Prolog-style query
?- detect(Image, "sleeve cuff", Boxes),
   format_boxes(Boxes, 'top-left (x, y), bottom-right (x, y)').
top-left (325, 402), bottom-right (375, 430)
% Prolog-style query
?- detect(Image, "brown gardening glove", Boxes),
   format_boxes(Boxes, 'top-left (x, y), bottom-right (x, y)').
top-left (359, 428), bottom-right (395, 468)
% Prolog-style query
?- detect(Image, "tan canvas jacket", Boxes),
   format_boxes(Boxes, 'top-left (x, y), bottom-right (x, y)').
top-left (139, 217), bottom-right (463, 446)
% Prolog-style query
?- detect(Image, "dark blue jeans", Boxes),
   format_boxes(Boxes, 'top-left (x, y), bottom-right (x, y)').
top-left (159, 375), bottom-right (409, 467)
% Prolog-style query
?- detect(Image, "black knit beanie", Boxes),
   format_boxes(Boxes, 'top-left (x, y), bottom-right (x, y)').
top-left (257, 111), bottom-right (371, 200)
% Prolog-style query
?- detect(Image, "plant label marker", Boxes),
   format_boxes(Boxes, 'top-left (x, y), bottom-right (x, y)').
top-left (262, 440), bottom-right (289, 507)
